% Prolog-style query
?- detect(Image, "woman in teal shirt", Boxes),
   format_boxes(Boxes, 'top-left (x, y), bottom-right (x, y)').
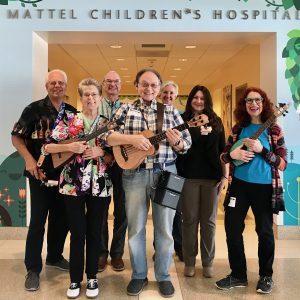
top-left (216, 87), bottom-right (287, 294)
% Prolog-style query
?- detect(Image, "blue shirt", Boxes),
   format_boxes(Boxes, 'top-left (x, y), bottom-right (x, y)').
top-left (234, 124), bottom-right (272, 184)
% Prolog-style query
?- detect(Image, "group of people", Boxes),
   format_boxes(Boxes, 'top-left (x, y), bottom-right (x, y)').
top-left (11, 67), bottom-right (287, 298)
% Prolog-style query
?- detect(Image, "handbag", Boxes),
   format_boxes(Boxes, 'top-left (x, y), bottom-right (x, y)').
top-left (153, 170), bottom-right (185, 210)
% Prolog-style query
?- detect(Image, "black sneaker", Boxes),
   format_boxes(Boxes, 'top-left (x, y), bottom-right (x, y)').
top-left (256, 276), bottom-right (273, 294)
top-left (158, 281), bottom-right (175, 298)
top-left (67, 282), bottom-right (81, 299)
top-left (24, 270), bottom-right (40, 291)
top-left (127, 278), bottom-right (148, 296)
top-left (86, 279), bottom-right (99, 298)
top-left (215, 275), bottom-right (248, 290)
top-left (46, 258), bottom-right (69, 271)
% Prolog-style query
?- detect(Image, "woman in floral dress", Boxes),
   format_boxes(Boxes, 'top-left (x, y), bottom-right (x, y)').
top-left (46, 78), bottom-right (113, 299)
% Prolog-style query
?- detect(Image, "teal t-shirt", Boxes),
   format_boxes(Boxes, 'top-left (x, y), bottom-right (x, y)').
top-left (234, 124), bottom-right (272, 184)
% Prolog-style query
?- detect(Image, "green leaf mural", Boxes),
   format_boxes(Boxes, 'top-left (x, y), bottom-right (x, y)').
top-left (282, 29), bottom-right (300, 113)
top-left (238, 0), bottom-right (300, 9)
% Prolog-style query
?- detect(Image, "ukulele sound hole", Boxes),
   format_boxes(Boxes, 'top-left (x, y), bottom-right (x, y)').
top-left (121, 146), bottom-right (128, 162)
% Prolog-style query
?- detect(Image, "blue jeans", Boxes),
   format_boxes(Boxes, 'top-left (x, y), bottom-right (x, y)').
top-left (122, 164), bottom-right (176, 282)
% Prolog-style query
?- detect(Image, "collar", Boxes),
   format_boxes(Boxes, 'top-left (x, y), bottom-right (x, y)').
top-left (139, 98), bottom-right (158, 111)
top-left (103, 97), bottom-right (121, 108)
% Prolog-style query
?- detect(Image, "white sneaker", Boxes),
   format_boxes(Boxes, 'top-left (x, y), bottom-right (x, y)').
top-left (67, 282), bottom-right (81, 299)
top-left (86, 279), bottom-right (99, 298)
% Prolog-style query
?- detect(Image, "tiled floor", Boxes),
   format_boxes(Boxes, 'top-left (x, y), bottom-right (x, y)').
top-left (1, 218), bottom-right (300, 300)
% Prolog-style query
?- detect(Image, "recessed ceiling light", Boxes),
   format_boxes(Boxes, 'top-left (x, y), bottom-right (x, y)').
top-left (179, 58), bottom-right (187, 62)
top-left (125, 80), bottom-right (132, 83)
top-left (185, 45), bottom-right (196, 49)
top-left (120, 67), bottom-right (128, 71)
top-left (110, 45), bottom-right (122, 49)
top-left (116, 58), bottom-right (125, 61)
top-left (123, 75), bottom-right (131, 78)
top-left (173, 68), bottom-right (182, 71)
top-left (170, 75), bottom-right (177, 78)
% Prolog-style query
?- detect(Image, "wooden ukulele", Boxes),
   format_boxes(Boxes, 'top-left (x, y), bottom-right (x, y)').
top-left (113, 114), bottom-right (209, 170)
top-left (49, 121), bottom-right (120, 169)
top-left (230, 103), bottom-right (289, 167)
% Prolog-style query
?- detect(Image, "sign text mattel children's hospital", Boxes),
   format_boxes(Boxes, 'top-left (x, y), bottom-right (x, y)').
top-left (1, 0), bottom-right (300, 20)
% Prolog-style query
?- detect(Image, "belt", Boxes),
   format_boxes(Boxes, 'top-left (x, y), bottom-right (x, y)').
top-left (139, 161), bottom-right (174, 170)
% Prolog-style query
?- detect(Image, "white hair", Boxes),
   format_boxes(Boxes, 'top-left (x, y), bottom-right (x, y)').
top-left (46, 69), bottom-right (68, 83)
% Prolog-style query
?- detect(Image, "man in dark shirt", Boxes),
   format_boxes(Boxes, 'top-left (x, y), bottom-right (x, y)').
top-left (11, 69), bottom-right (76, 292)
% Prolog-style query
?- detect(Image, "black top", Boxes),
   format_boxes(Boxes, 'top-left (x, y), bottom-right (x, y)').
top-left (177, 118), bottom-right (225, 180)
top-left (11, 96), bottom-right (76, 180)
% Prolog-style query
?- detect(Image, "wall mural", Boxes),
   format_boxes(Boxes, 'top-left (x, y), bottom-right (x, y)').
top-left (239, 0), bottom-right (300, 9)
top-left (0, 152), bottom-right (26, 227)
top-left (282, 29), bottom-right (300, 225)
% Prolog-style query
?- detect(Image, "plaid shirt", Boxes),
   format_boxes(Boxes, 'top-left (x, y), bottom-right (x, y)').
top-left (221, 123), bottom-right (287, 214)
top-left (109, 99), bottom-right (191, 164)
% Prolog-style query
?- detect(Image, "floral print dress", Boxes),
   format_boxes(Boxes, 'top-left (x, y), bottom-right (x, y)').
top-left (51, 111), bottom-right (112, 197)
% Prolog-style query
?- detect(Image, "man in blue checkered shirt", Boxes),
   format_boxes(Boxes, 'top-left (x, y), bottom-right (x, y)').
top-left (106, 68), bottom-right (191, 298)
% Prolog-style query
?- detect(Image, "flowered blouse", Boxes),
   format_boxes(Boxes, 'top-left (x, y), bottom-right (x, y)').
top-left (50, 111), bottom-right (112, 197)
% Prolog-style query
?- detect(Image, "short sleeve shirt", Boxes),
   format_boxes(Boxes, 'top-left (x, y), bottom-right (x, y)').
top-left (11, 95), bottom-right (77, 180)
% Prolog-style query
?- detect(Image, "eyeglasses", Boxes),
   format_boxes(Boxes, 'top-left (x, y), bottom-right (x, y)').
top-left (83, 93), bottom-right (99, 98)
top-left (138, 82), bottom-right (161, 89)
top-left (48, 80), bottom-right (66, 86)
top-left (245, 97), bottom-right (264, 104)
top-left (104, 79), bottom-right (121, 85)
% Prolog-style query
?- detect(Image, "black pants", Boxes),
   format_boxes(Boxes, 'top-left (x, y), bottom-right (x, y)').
top-left (99, 163), bottom-right (127, 258)
top-left (224, 177), bottom-right (274, 279)
top-left (64, 194), bottom-right (109, 283)
top-left (25, 177), bottom-right (68, 273)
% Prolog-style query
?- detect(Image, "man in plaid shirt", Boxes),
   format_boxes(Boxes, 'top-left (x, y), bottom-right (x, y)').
top-left (106, 68), bottom-right (191, 298)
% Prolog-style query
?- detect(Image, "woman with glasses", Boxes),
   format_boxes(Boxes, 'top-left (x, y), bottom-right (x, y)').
top-left (178, 85), bottom-right (227, 279)
top-left (45, 78), bottom-right (113, 299)
top-left (215, 87), bottom-right (287, 294)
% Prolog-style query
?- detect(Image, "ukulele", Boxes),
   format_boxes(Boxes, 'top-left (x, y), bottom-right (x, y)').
top-left (113, 114), bottom-right (209, 170)
top-left (230, 103), bottom-right (289, 167)
top-left (48, 120), bottom-right (120, 169)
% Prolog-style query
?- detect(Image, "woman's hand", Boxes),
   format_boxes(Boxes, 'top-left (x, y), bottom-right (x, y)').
top-left (243, 138), bottom-right (263, 153)
top-left (82, 145), bottom-right (105, 160)
top-left (68, 141), bottom-right (88, 154)
top-left (216, 176), bottom-right (227, 197)
top-left (230, 143), bottom-right (255, 162)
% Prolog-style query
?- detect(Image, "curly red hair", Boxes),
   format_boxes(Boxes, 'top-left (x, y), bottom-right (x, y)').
top-left (234, 87), bottom-right (274, 126)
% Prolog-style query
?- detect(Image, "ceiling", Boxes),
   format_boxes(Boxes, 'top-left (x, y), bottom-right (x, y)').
top-left (46, 31), bottom-right (271, 95)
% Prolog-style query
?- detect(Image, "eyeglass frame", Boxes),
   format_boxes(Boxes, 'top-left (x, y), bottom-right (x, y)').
top-left (82, 92), bottom-right (100, 98)
top-left (244, 97), bottom-right (264, 104)
top-left (47, 80), bottom-right (66, 87)
top-left (138, 81), bottom-right (161, 89)
top-left (103, 79), bottom-right (121, 85)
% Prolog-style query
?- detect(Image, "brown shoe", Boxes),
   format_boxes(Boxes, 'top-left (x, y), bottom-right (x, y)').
top-left (98, 256), bottom-right (107, 272)
top-left (184, 265), bottom-right (195, 277)
top-left (111, 257), bottom-right (125, 272)
top-left (203, 266), bottom-right (213, 278)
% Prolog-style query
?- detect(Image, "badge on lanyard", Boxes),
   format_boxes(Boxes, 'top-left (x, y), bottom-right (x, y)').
top-left (200, 125), bottom-right (212, 135)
